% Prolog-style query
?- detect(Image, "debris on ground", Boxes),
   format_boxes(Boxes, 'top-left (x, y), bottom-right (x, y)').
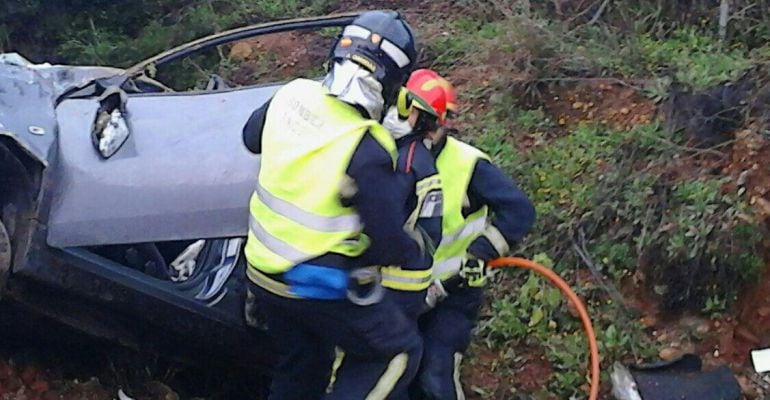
top-left (612, 354), bottom-right (741, 400)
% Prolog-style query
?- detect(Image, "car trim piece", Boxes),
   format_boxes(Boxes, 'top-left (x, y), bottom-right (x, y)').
top-left (53, 246), bottom-right (240, 325)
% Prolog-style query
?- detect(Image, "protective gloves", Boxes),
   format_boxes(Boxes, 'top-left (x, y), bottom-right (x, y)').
top-left (459, 255), bottom-right (490, 288)
top-left (425, 255), bottom-right (491, 309)
top-left (424, 279), bottom-right (448, 309)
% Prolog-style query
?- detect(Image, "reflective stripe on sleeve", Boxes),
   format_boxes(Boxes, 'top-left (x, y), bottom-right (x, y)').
top-left (482, 224), bottom-right (510, 256)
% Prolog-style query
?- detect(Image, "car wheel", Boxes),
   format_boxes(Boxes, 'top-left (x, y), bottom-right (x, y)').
top-left (0, 218), bottom-right (10, 297)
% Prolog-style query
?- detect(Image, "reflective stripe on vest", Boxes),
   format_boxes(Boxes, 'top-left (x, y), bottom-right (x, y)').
top-left (432, 212), bottom-right (486, 279)
top-left (245, 79), bottom-right (397, 274)
top-left (432, 137), bottom-right (491, 279)
top-left (254, 180), bottom-right (362, 232)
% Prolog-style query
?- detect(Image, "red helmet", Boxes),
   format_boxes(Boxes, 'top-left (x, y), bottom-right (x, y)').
top-left (437, 76), bottom-right (458, 115)
top-left (405, 69), bottom-right (448, 125)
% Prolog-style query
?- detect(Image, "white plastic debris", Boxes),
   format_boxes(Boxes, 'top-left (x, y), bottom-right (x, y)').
top-left (751, 348), bottom-right (770, 373)
top-left (170, 239), bottom-right (205, 282)
top-left (117, 389), bottom-right (135, 400)
top-left (611, 362), bottom-right (643, 400)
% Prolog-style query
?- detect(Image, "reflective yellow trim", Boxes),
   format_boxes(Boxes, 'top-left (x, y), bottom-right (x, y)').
top-left (482, 224), bottom-right (510, 256)
top-left (381, 267), bottom-right (432, 279)
top-left (351, 54), bottom-right (377, 73)
top-left (326, 347), bottom-right (346, 394)
top-left (453, 352), bottom-right (465, 400)
top-left (246, 266), bottom-right (300, 299)
top-left (254, 181), bottom-right (362, 232)
top-left (381, 266), bottom-right (433, 291)
top-left (365, 352), bottom-right (408, 400)
top-left (433, 256), bottom-right (463, 279)
top-left (415, 177), bottom-right (441, 193)
top-left (397, 87), bottom-right (411, 118)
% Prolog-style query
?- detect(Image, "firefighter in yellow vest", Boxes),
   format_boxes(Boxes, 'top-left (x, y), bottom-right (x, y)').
top-left (380, 69), bottom-right (450, 320)
top-left (413, 77), bottom-right (536, 399)
top-left (241, 11), bottom-right (430, 400)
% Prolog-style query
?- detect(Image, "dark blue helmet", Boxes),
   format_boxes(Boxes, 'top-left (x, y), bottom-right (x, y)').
top-left (329, 11), bottom-right (417, 104)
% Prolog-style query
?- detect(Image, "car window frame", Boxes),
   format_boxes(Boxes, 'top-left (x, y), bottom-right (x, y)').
top-left (124, 12), bottom-right (360, 89)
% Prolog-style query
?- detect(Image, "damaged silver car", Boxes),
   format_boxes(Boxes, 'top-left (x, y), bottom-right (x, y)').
top-left (0, 12), bottom-right (358, 365)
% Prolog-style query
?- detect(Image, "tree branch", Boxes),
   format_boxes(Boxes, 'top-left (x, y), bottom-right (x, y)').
top-left (589, 0), bottom-right (611, 25)
top-left (719, 0), bottom-right (730, 41)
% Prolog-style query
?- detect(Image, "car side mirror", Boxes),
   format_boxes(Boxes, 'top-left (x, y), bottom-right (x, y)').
top-left (92, 87), bottom-right (130, 158)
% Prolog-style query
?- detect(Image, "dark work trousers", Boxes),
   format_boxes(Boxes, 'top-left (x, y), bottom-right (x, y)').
top-left (412, 286), bottom-right (484, 400)
top-left (248, 281), bottom-right (423, 400)
top-left (387, 289), bottom-right (430, 322)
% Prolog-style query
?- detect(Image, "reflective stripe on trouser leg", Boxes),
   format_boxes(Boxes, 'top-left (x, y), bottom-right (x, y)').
top-left (453, 352), bottom-right (465, 400)
top-left (327, 347), bottom-right (346, 394)
top-left (365, 353), bottom-right (409, 400)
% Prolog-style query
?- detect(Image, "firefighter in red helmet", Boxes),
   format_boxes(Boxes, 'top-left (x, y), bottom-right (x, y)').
top-left (413, 76), bottom-right (537, 399)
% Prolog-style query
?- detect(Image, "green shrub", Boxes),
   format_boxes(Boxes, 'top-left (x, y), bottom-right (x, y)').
top-left (636, 28), bottom-right (753, 89)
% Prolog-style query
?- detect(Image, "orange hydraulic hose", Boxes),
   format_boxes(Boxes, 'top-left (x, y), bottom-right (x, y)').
top-left (488, 257), bottom-right (600, 400)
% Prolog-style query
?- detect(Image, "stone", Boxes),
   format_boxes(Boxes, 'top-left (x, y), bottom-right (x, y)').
top-left (659, 347), bottom-right (682, 361)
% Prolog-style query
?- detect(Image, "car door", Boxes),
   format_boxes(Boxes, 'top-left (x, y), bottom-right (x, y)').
top-left (48, 85), bottom-right (273, 247)
top-left (46, 14), bottom-right (355, 248)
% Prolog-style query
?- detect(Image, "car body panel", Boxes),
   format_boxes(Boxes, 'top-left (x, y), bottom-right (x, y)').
top-left (47, 86), bottom-right (274, 247)
top-left (0, 56), bottom-right (126, 166)
top-left (0, 63), bottom-right (59, 166)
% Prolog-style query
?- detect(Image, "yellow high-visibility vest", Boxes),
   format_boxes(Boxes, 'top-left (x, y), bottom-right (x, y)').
top-left (381, 172), bottom-right (441, 292)
top-left (432, 137), bottom-right (490, 279)
top-left (245, 79), bottom-right (396, 274)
